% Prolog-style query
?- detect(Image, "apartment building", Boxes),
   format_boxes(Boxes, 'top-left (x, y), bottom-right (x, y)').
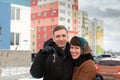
top-left (0, 2), bottom-right (31, 50)
top-left (31, 0), bottom-right (79, 52)
top-left (89, 18), bottom-right (104, 54)
top-left (11, 4), bottom-right (31, 50)
top-left (79, 11), bottom-right (89, 40)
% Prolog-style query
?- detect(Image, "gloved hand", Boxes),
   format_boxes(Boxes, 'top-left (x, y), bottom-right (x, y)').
top-left (93, 73), bottom-right (103, 80)
top-left (41, 46), bottom-right (56, 55)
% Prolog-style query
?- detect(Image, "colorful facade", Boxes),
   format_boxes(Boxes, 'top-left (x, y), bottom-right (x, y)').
top-left (88, 18), bottom-right (104, 55)
top-left (31, 0), bottom-right (78, 52)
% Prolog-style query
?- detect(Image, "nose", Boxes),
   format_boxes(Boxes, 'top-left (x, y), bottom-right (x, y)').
top-left (70, 48), bottom-right (75, 53)
top-left (59, 36), bottom-right (64, 40)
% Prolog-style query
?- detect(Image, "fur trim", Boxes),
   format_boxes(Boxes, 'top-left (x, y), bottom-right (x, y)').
top-left (73, 54), bottom-right (94, 66)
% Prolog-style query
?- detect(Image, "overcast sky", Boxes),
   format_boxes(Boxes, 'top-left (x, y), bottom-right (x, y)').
top-left (79, 0), bottom-right (120, 52)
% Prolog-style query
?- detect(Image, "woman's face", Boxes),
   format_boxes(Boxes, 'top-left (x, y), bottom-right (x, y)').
top-left (70, 45), bottom-right (81, 59)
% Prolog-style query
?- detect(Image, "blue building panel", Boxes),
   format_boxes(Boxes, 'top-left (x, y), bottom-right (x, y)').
top-left (0, 2), bottom-right (10, 49)
top-left (0, 0), bottom-right (30, 6)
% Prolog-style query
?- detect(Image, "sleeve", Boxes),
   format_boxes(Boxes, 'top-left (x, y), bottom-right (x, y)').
top-left (30, 49), bottom-right (46, 78)
top-left (76, 60), bottom-right (96, 80)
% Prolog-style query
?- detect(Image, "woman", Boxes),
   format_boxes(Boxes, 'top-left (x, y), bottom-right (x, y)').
top-left (70, 36), bottom-right (97, 80)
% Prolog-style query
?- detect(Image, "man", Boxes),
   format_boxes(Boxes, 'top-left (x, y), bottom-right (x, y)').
top-left (30, 25), bottom-right (73, 80)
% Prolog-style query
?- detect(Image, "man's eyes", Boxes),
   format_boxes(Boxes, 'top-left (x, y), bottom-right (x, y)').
top-left (56, 35), bottom-right (66, 38)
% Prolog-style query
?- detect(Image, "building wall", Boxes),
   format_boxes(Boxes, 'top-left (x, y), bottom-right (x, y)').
top-left (79, 11), bottom-right (89, 40)
top-left (10, 4), bottom-right (31, 50)
top-left (94, 18), bottom-right (104, 54)
top-left (0, 2), bottom-right (10, 49)
top-left (88, 20), bottom-right (96, 54)
top-left (0, 50), bottom-right (31, 67)
top-left (31, 0), bottom-right (79, 52)
top-left (31, 0), bottom-right (59, 52)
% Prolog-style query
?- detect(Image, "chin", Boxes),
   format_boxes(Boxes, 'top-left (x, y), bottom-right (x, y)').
top-left (72, 56), bottom-right (77, 59)
top-left (58, 45), bottom-right (65, 48)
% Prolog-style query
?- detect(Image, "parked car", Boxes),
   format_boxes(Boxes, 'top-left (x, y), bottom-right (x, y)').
top-left (94, 54), bottom-right (112, 63)
top-left (95, 58), bottom-right (120, 80)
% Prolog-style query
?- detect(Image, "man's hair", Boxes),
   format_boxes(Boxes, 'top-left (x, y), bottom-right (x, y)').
top-left (53, 25), bottom-right (68, 35)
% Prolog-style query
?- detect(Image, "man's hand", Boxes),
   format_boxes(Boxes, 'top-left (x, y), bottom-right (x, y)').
top-left (42, 46), bottom-right (56, 55)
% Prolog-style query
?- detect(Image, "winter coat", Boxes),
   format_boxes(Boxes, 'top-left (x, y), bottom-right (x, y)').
top-left (30, 39), bottom-right (73, 80)
top-left (72, 53), bottom-right (97, 80)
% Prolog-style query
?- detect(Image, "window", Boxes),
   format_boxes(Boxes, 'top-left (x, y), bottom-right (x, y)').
top-left (38, 19), bottom-right (40, 24)
top-left (51, 10), bottom-right (56, 15)
top-left (32, 0), bottom-right (36, 5)
top-left (99, 60), bottom-right (120, 66)
top-left (44, 12), bottom-right (46, 16)
top-left (68, 4), bottom-right (70, 8)
top-left (60, 9), bottom-right (65, 14)
top-left (38, 5), bottom-right (42, 8)
top-left (74, 12), bottom-right (76, 17)
top-left (32, 14), bottom-right (36, 18)
top-left (44, 26), bottom-right (46, 31)
top-left (74, 0), bottom-right (76, 3)
top-left (74, 20), bottom-right (76, 24)
top-left (16, 33), bottom-right (19, 45)
top-left (38, 42), bottom-right (40, 46)
top-left (10, 32), bottom-right (20, 45)
top-left (32, 35), bottom-right (35, 38)
top-left (51, 18), bottom-right (54, 22)
top-left (68, 19), bottom-right (70, 23)
top-left (11, 7), bottom-right (21, 20)
top-left (60, 17), bottom-right (65, 21)
top-left (44, 19), bottom-right (46, 23)
top-left (38, 34), bottom-right (40, 39)
top-left (51, 26), bottom-right (54, 30)
top-left (44, 34), bottom-right (46, 38)
top-left (32, 49), bottom-right (35, 52)
top-left (50, 3), bottom-right (54, 9)
top-left (10, 33), bottom-right (14, 45)
top-left (32, 42), bottom-right (35, 46)
top-left (16, 8), bottom-right (20, 20)
top-left (68, 26), bottom-right (70, 30)
top-left (37, 27), bottom-right (40, 31)
top-left (38, 12), bottom-right (42, 16)
top-left (44, 4), bottom-right (46, 8)
top-left (60, 2), bottom-right (65, 6)
top-left (68, 11), bottom-right (70, 16)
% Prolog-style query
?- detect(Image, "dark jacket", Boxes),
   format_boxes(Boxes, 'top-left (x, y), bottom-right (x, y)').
top-left (30, 39), bottom-right (73, 80)
top-left (72, 54), bottom-right (96, 80)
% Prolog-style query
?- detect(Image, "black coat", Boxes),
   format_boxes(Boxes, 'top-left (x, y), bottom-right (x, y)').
top-left (30, 39), bottom-right (73, 80)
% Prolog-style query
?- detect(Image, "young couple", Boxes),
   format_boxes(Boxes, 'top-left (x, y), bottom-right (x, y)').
top-left (30, 25), bottom-right (101, 80)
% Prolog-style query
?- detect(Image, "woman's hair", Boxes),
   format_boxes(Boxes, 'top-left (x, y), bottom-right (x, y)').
top-left (70, 36), bottom-right (81, 47)
top-left (70, 36), bottom-right (92, 54)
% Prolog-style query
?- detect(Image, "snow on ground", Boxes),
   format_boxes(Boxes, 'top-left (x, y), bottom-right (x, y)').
top-left (0, 66), bottom-right (43, 80)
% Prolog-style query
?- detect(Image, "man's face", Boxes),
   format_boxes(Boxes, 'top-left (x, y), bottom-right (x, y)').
top-left (53, 29), bottom-right (68, 49)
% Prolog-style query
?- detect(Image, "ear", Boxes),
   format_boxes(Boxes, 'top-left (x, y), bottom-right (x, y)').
top-left (67, 35), bottom-right (69, 41)
top-left (52, 35), bottom-right (55, 42)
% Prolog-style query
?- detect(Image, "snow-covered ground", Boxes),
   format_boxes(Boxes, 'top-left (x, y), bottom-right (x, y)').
top-left (0, 66), bottom-right (43, 80)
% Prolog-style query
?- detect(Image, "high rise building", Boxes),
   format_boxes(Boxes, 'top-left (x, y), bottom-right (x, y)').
top-left (88, 18), bottom-right (104, 55)
top-left (31, 0), bottom-right (79, 52)
top-left (79, 11), bottom-right (89, 40)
